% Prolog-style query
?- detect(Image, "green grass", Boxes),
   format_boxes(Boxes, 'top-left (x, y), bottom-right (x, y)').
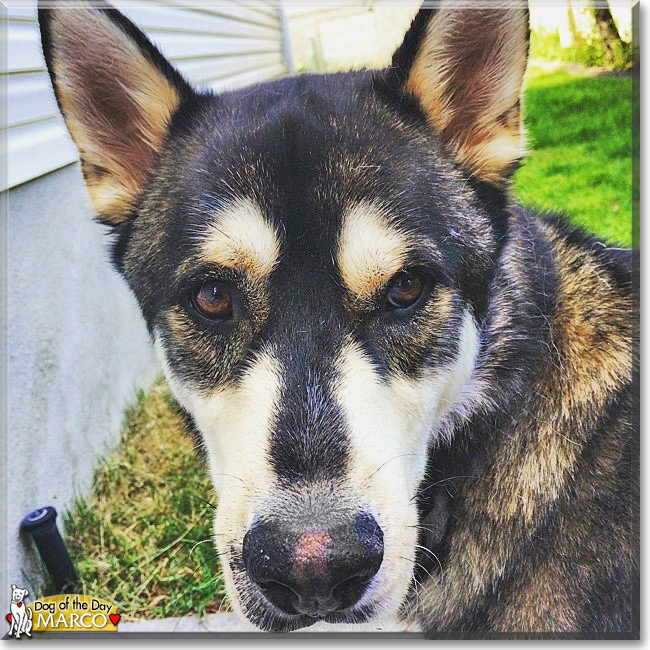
top-left (63, 381), bottom-right (227, 621)
top-left (513, 67), bottom-right (633, 246)
top-left (61, 66), bottom-right (634, 621)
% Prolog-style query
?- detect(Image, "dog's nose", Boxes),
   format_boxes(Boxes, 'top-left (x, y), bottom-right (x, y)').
top-left (243, 512), bottom-right (383, 618)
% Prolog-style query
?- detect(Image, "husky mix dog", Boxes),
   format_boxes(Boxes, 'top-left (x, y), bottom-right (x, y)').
top-left (38, 0), bottom-right (638, 635)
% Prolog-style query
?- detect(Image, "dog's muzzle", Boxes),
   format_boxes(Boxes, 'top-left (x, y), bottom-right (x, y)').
top-left (243, 511), bottom-right (384, 618)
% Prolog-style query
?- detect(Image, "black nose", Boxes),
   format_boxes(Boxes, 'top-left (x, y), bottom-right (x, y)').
top-left (243, 512), bottom-right (383, 618)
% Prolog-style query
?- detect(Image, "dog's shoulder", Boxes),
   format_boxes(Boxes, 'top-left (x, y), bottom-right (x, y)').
top-left (535, 209), bottom-right (636, 407)
top-left (539, 210), bottom-right (635, 296)
top-left (419, 207), bottom-right (638, 634)
top-left (494, 208), bottom-right (639, 632)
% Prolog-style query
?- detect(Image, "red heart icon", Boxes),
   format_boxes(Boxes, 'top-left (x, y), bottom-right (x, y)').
top-left (6, 614), bottom-right (11, 624)
top-left (109, 614), bottom-right (120, 626)
top-left (16, 603), bottom-right (23, 608)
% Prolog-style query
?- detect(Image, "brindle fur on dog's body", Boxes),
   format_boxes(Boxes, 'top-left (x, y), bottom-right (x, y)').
top-left (39, 0), bottom-right (638, 636)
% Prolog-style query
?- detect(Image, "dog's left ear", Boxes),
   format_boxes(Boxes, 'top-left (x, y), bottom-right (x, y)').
top-left (38, 1), bottom-right (195, 225)
top-left (391, 2), bottom-right (529, 184)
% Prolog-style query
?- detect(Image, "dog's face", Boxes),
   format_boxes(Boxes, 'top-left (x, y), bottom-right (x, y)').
top-left (40, 1), bottom-right (528, 631)
top-left (11, 585), bottom-right (28, 604)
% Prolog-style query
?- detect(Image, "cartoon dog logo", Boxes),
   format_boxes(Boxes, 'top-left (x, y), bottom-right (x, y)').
top-left (7, 585), bottom-right (32, 639)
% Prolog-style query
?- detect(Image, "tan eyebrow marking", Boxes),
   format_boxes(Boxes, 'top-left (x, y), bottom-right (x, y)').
top-left (200, 197), bottom-right (280, 279)
top-left (337, 202), bottom-right (411, 300)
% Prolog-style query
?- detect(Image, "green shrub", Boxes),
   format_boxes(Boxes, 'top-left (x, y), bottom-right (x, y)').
top-left (531, 26), bottom-right (632, 71)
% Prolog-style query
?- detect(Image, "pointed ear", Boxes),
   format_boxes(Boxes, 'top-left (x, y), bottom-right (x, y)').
top-left (39, 1), bottom-right (195, 225)
top-left (391, 3), bottom-right (529, 184)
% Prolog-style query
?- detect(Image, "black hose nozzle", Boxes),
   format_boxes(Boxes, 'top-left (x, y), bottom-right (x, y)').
top-left (21, 506), bottom-right (80, 594)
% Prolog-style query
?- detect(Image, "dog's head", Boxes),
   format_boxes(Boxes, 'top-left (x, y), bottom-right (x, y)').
top-left (40, 1), bottom-right (528, 631)
top-left (10, 585), bottom-right (28, 604)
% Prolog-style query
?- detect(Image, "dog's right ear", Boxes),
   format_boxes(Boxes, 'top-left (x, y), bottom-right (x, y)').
top-left (389, 2), bottom-right (529, 185)
top-left (38, 1), bottom-right (195, 226)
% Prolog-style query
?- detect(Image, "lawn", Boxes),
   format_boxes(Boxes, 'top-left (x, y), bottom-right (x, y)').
top-left (513, 66), bottom-right (633, 246)
top-left (63, 381), bottom-right (225, 620)
top-left (61, 66), bottom-right (634, 621)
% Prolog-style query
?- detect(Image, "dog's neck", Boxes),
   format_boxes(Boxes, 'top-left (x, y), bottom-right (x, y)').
top-left (408, 200), bottom-right (635, 631)
top-left (411, 201), bottom-right (559, 589)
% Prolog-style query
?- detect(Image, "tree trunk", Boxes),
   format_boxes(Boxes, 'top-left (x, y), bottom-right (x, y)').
top-left (591, 1), bottom-right (626, 65)
top-left (566, 0), bottom-right (580, 45)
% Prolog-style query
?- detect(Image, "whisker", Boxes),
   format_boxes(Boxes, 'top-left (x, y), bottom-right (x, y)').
top-left (211, 473), bottom-right (246, 483)
top-left (194, 495), bottom-right (218, 510)
top-left (363, 453), bottom-right (422, 484)
top-left (414, 544), bottom-right (444, 574)
top-left (411, 474), bottom-right (480, 501)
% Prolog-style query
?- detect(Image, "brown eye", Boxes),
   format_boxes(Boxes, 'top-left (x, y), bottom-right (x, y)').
top-left (386, 271), bottom-right (425, 309)
top-left (193, 281), bottom-right (233, 319)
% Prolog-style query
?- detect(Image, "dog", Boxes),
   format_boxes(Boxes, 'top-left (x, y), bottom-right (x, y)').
top-left (8, 585), bottom-right (32, 639)
top-left (38, 0), bottom-right (638, 636)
